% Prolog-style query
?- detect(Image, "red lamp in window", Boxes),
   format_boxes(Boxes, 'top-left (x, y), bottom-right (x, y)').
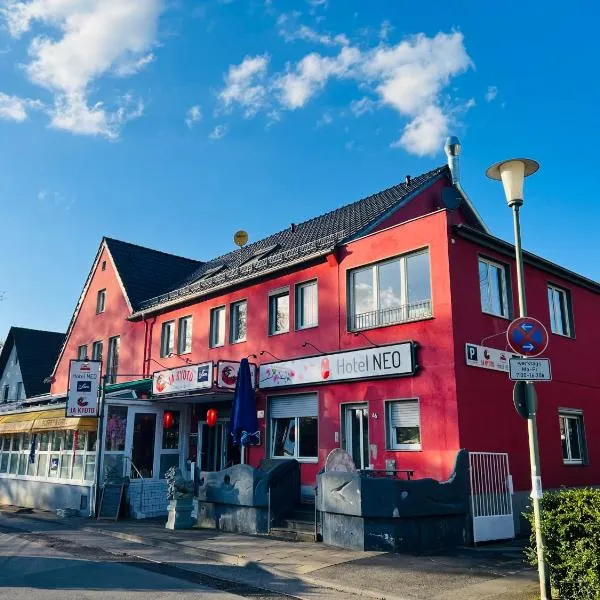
top-left (163, 411), bottom-right (174, 430)
top-left (206, 408), bottom-right (218, 428)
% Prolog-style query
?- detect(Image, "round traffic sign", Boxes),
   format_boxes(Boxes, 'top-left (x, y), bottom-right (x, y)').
top-left (506, 317), bottom-right (549, 357)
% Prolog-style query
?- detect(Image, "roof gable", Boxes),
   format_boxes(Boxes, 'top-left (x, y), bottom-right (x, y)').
top-left (104, 238), bottom-right (202, 311)
top-left (137, 165), bottom-right (452, 312)
top-left (0, 327), bottom-right (65, 398)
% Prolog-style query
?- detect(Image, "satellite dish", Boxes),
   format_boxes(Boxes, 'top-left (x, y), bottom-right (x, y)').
top-left (325, 448), bottom-right (357, 473)
top-left (234, 230), bottom-right (249, 247)
top-left (441, 187), bottom-right (461, 210)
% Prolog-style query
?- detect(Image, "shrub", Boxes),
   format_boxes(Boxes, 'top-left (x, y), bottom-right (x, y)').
top-left (525, 488), bottom-right (600, 599)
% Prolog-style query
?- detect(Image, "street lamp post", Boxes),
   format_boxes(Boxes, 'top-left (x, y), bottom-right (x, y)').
top-left (486, 158), bottom-right (552, 600)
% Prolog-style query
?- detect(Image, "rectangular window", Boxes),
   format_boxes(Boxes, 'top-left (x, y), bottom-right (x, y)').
top-left (96, 289), bottom-right (106, 314)
top-left (106, 336), bottom-right (120, 384)
top-left (349, 250), bottom-right (432, 331)
top-left (270, 394), bottom-right (318, 460)
top-left (210, 307), bottom-right (226, 348)
top-left (77, 345), bottom-right (88, 360)
top-left (15, 382), bottom-right (23, 400)
top-left (479, 258), bottom-right (510, 318)
top-left (3, 386), bottom-right (9, 402)
top-left (269, 291), bottom-right (289, 335)
top-left (92, 341), bottom-right (103, 361)
top-left (178, 316), bottom-right (193, 354)
top-left (386, 399), bottom-right (421, 451)
top-left (230, 301), bottom-right (247, 343)
top-left (160, 321), bottom-right (175, 357)
top-left (548, 285), bottom-right (573, 337)
top-left (296, 281), bottom-right (318, 329)
top-left (559, 411), bottom-right (586, 464)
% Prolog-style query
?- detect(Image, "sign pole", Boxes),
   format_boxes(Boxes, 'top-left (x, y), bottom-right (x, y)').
top-left (92, 374), bottom-right (107, 518)
top-left (512, 203), bottom-right (551, 599)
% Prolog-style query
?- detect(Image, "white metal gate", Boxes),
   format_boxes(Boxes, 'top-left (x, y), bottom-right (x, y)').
top-left (469, 452), bottom-right (515, 543)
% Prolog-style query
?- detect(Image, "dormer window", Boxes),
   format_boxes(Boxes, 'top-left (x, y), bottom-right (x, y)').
top-left (199, 265), bottom-right (225, 281)
top-left (241, 244), bottom-right (279, 268)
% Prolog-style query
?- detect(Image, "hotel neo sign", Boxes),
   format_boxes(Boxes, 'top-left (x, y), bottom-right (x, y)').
top-left (259, 342), bottom-right (417, 389)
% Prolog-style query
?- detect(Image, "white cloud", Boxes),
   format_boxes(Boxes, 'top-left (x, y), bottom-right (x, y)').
top-left (350, 96), bottom-right (376, 116)
top-left (485, 85), bottom-right (498, 102)
top-left (277, 13), bottom-right (348, 47)
top-left (218, 30), bottom-right (472, 156)
top-left (316, 111), bottom-right (332, 127)
top-left (392, 105), bottom-right (448, 156)
top-left (185, 104), bottom-right (202, 128)
top-left (465, 97), bottom-right (476, 109)
top-left (274, 46), bottom-right (360, 109)
top-left (1, 0), bottom-right (163, 139)
top-left (0, 92), bottom-right (40, 122)
top-left (209, 124), bottom-right (227, 140)
top-left (379, 20), bottom-right (393, 41)
top-left (38, 188), bottom-right (73, 210)
top-left (219, 54), bottom-right (269, 117)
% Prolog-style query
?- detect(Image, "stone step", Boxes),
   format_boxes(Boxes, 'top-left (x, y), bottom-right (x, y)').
top-left (268, 526), bottom-right (316, 543)
top-left (277, 518), bottom-right (314, 532)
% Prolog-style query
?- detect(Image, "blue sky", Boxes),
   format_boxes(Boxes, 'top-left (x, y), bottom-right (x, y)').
top-left (0, 0), bottom-right (597, 339)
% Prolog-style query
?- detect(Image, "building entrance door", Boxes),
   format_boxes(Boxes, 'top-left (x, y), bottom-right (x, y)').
top-left (343, 404), bottom-right (369, 470)
top-left (131, 413), bottom-right (156, 478)
top-left (198, 421), bottom-right (241, 472)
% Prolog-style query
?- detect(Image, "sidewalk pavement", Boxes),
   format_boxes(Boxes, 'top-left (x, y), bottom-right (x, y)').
top-left (0, 506), bottom-right (539, 600)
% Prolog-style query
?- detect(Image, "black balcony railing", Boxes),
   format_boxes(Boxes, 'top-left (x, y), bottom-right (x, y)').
top-left (349, 299), bottom-right (432, 331)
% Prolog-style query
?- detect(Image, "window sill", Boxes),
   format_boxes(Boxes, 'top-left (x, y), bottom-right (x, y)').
top-left (209, 344), bottom-right (225, 349)
top-left (268, 330), bottom-right (289, 337)
top-left (563, 460), bottom-right (586, 466)
top-left (230, 339), bottom-right (247, 345)
top-left (481, 310), bottom-right (511, 321)
top-left (551, 331), bottom-right (575, 340)
top-left (296, 324), bottom-right (319, 331)
top-left (385, 446), bottom-right (422, 452)
top-left (270, 456), bottom-right (318, 463)
top-left (177, 350), bottom-right (193, 356)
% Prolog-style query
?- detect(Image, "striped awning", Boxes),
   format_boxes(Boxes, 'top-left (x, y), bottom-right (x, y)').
top-left (0, 409), bottom-right (97, 434)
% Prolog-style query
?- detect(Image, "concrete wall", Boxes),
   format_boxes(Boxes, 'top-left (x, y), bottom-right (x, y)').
top-left (127, 479), bottom-right (168, 518)
top-left (0, 476), bottom-right (92, 514)
top-left (0, 345), bottom-right (24, 403)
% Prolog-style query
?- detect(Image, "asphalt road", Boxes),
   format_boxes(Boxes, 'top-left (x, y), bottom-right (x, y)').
top-left (0, 527), bottom-right (286, 600)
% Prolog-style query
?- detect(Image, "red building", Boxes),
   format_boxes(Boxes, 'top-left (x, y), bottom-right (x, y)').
top-left (49, 144), bottom-right (600, 530)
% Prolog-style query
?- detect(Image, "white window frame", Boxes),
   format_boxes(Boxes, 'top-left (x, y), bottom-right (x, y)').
top-left (106, 336), bottom-right (120, 384)
top-left (77, 344), bottom-right (88, 360)
top-left (96, 289), bottom-right (106, 314)
top-left (559, 410), bottom-right (586, 465)
top-left (385, 398), bottom-right (422, 451)
top-left (209, 306), bottom-right (226, 348)
top-left (230, 300), bottom-right (247, 344)
top-left (348, 249), bottom-right (432, 331)
top-left (295, 280), bottom-right (318, 330)
top-left (177, 316), bottom-right (193, 355)
top-left (92, 340), bottom-right (103, 361)
top-left (478, 257), bottom-right (510, 318)
top-left (269, 289), bottom-right (290, 335)
top-left (548, 284), bottom-right (573, 337)
top-left (160, 320), bottom-right (175, 357)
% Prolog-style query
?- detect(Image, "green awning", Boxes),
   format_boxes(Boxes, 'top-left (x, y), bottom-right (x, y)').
top-left (104, 378), bottom-right (152, 394)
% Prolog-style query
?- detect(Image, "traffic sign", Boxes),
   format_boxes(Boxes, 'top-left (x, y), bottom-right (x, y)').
top-left (506, 317), bottom-right (548, 357)
top-left (509, 358), bottom-right (552, 381)
top-left (513, 381), bottom-right (537, 419)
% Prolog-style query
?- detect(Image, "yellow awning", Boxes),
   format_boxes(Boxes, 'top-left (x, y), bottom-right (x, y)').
top-left (0, 409), bottom-right (98, 434)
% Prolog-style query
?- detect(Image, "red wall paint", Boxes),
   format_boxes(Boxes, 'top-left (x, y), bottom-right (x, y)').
top-left (51, 245), bottom-right (146, 395)
top-left (449, 235), bottom-right (600, 491)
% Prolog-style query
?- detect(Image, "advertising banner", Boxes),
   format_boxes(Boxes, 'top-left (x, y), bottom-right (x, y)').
top-left (152, 362), bottom-right (213, 396)
top-left (66, 360), bottom-right (101, 417)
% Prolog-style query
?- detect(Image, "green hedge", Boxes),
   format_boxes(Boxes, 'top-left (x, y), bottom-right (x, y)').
top-left (525, 488), bottom-right (600, 599)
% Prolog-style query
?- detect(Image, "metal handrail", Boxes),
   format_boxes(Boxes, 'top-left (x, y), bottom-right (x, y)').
top-left (123, 455), bottom-right (145, 516)
top-left (350, 300), bottom-right (432, 331)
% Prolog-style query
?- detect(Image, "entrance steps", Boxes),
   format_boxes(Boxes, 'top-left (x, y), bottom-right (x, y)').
top-left (269, 502), bottom-right (316, 543)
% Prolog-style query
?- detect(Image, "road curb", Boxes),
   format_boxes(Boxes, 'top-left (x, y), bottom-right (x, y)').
top-left (84, 526), bottom-right (410, 600)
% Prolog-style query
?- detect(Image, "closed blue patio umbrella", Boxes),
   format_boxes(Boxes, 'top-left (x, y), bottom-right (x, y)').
top-left (230, 358), bottom-right (259, 463)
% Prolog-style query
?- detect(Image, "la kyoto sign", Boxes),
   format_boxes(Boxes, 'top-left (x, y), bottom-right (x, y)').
top-left (258, 342), bottom-right (417, 389)
top-left (152, 362), bottom-right (213, 396)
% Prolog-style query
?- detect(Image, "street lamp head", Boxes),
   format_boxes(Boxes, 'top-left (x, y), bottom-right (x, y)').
top-left (486, 158), bottom-right (539, 207)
